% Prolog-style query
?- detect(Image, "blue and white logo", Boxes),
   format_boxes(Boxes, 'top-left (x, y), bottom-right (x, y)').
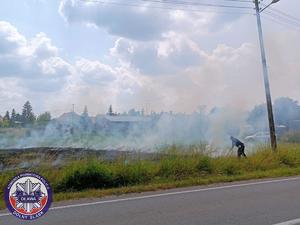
top-left (4, 172), bottom-right (52, 220)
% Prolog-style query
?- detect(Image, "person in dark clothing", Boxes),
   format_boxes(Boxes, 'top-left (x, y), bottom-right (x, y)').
top-left (230, 136), bottom-right (247, 158)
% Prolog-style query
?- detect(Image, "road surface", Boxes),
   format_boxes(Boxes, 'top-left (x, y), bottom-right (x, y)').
top-left (1, 177), bottom-right (300, 225)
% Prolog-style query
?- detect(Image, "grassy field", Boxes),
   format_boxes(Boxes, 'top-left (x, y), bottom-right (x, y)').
top-left (1, 143), bottom-right (300, 210)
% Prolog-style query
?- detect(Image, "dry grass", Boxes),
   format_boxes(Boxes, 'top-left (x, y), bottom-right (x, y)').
top-left (1, 143), bottom-right (300, 210)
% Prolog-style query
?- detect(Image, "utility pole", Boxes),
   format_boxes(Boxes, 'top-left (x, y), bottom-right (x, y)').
top-left (254, 0), bottom-right (278, 151)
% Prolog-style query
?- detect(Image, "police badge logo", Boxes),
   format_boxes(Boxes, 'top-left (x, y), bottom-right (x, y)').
top-left (4, 172), bottom-right (52, 220)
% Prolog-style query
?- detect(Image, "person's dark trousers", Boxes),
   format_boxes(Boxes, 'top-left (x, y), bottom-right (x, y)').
top-left (237, 145), bottom-right (247, 158)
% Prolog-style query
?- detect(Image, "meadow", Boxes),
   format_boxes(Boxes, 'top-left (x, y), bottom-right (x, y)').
top-left (1, 142), bottom-right (300, 209)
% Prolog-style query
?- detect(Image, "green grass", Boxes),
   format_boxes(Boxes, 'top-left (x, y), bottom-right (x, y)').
top-left (1, 143), bottom-right (300, 210)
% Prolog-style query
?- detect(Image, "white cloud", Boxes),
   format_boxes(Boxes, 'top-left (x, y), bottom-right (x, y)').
top-left (0, 21), bottom-right (26, 54)
top-left (0, 21), bottom-right (145, 115)
top-left (1, 0), bottom-right (300, 117)
top-left (75, 58), bottom-right (117, 85)
top-left (25, 33), bottom-right (59, 59)
top-left (110, 33), bottom-right (203, 76)
top-left (108, 36), bottom-right (300, 113)
top-left (0, 21), bottom-right (72, 88)
top-left (59, 0), bottom-right (173, 41)
top-left (0, 21), bottom-right (73, 114)
top-left (58, 0), bottom-right (237, 42)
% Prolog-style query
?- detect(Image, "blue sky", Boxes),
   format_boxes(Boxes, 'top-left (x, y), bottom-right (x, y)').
top-left (0, 0), bottom-right (114, 61)
top-left (0, 0), bottom-right (299, 116)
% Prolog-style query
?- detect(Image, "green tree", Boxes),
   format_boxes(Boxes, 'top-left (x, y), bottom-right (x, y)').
top-left (81, 106), bottom-right (91, 132)
top-left (247, 97), bottom-right (300, 130)
top-left (4, 111), bottom-right (10, 121)
top-left (247, 104), bottom-right (267, 130)
top-left (274, 97), bottom-right (300, 126)
top-left (22, 101), bottom-right (36, 125)
top-left (10, 109), bottom-right (17, 127)
top-left (15, 113), bottom-right (23, 127)
top-left (82, 105), bottom-right (88, 117)
top-left (1, 118), bottom-right (10, 128)
top-left (15, 113), bottom-right (22, 121)
top-left (36, 112), bottom-right (51, 126)
top-left (108, 105), bottom-right (113, 116)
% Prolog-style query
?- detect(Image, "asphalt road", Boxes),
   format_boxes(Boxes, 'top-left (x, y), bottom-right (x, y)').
top-left (1, 177), bottom-right (300, 225)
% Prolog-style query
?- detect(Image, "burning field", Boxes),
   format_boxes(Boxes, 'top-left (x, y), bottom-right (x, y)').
top-left (1, 143), bottom-right (300, 210)
top-left (0, 147), bottom-right (158, 171)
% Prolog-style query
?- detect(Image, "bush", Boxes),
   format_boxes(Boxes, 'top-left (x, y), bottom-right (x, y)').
top-left (216, 157), bottom-right (242, 176)
top-left (223, 163), bottom-right (241, 176)
top-left (58, 161), bottom-right (114, 191)
top-left (244, 149), bottom-right (279, 171)
top-left (277, 148), bottom-right (300, 167)
top-left (159, 156), bottom-right (196, 179)
top-left (278, 153), bottom-right (296, 167)
top-left (114, 161), bottom-right (157, 186)
top-left (196, 156), bottom-right (213, 174)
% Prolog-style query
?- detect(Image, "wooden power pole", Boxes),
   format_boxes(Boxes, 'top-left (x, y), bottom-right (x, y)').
top-left (254, 0), bottom-right (277, 151)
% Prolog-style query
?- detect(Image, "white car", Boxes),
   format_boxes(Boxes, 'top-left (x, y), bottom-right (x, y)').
top-left (244, 131), bottom-right (270, 143)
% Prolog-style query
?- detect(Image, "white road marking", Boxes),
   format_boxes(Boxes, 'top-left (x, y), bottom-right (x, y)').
top-left (273, 218), bottom-right (300, 225)
top-left (0, 212), bottom-right (10, 217)
top-left (1, 176), bottom-right (300, 218)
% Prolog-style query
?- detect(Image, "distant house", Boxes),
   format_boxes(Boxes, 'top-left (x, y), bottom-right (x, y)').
top-left (46, 108), bottom-right (153, 136)
top-left (105, 115), bottom-right (151, 123)
top-left (46, 112), bottom-right (82, 135)
top-left (101, 115), bottom-right (152, 134)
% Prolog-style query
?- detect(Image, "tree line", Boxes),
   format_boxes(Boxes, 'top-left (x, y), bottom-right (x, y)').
top-left (0, 101), bottom-right (51, 128)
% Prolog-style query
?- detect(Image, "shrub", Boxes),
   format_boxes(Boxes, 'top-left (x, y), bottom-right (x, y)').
top-left (223, 163), bottom-right (241, 176)
top-left (278, 153), bottom-right (296, 167)
top-left (58, 161), bottom-right (114, 191)
top-left (113, 161), bottom-right (157, 186)
top-left (196, 156), bottom-right (213, 174)
top-left (244, 149), bottom-right (279, 171)
top-left (277, 148), bottom-right (300, 167)
top-left (216, 157), bottom-right (242, 176)
top-left (159, 156), bottom-right (196, 179)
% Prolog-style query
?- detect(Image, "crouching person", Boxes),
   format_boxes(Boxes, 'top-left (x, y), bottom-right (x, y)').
top-left (230, 136), bottom-right (247, 159)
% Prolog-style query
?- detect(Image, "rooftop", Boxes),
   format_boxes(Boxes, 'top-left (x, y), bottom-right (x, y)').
top-left (104, 115), bottom-right (151, 123)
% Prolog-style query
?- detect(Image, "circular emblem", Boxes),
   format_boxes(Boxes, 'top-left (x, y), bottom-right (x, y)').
top-left (4, 172), bottom-right (52, 220)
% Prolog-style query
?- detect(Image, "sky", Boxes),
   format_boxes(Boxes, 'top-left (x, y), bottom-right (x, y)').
top-left (0, 0), bottom-right (299, 117)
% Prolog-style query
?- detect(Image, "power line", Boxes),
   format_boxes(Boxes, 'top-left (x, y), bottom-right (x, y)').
top-left (81, 0), bottom-right (300, 32)
top-left (81, 0), bottom-right (254, 14)
top-left (264, 11), bottom-right (300, 28)
top-left (138, 0), bottom-right (253, 9)
top-left (265, 5), bottom-right (300, 24)
top-left (260, 3), bottom-right (300, 27)
top-left (259, 3), bottom-right (300, 29)
top-left (262, 14), bottom-right (300, 31)
top-left (222, 0), bottom-right (251, 2)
